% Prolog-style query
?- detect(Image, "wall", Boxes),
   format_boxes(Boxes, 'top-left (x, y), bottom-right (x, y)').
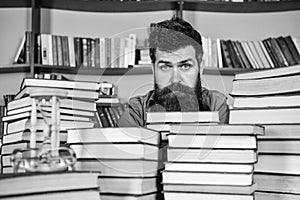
top-left (0, 8), bottom-right (299, 105)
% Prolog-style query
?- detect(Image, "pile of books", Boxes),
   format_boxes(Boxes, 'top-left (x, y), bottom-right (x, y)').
top-left (0, 172), bottom-right (101, 200)
top-left (66, 127), bottom-right (162, 200)
top-left (229, 64), bottom-right (300, 199)
top-left (0, 75), bottom-right (99, 173)
top-left (95, 82), bottom-right (124, 128)
top-left (161, 123), bottom-right (263, 200)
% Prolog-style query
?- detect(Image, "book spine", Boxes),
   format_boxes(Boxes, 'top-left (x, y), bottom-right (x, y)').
top-left (25, 31), bottom-right (31, 64)
top-left (103, 107), bottom-right (115, 127)
top-left (96, 106), bottom-right (110, 127)
top-left (262, 39), bottom-right (281, 68)
top-left (235, 40), bottom-right (252, 69)
top-left (268, 37), bottom-right (288, 67)
top-left (13, 34), bottom-right (26, 64)
top-left (94, 38), bottom-right (100, 68)
top-left (285, 35), bottom-right (300, 64)
top-left (107, 107), bottom-right (118, 127)
top-left (82, 38), bottom-right (88, 68)
top-left (68, 36), bottom-right (76, 67)
top-left (62, 36), bottom-right (70, 66)
top-left (52, 35), bottom-right (58, 66)
top-left (276, 36), bottom-right (296, 66)
top-left (220, 39), bottom-right (233, 68)
top-left (74, 37), bottom-right (82, 67)
top-left (56, 35), bottom-right (64, 66)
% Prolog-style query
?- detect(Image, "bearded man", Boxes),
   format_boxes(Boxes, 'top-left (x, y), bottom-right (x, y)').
top-left (118, 17), bottom-right (229, 126)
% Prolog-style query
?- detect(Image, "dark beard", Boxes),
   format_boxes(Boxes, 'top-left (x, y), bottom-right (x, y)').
top-left (151, 76), bottom-right (204, 112)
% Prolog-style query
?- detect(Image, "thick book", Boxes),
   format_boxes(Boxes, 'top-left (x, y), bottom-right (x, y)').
top-left (100, 193), bottom-right (157, 200)
top-left (167, 148), bottom-right (257, 164)
top-left (15, 86), bottom-right (99, 100)
top-left (229, 108), bottom-right (300, 124)
top-left (169, 124), bottom-right (264, 135)
top-left (67, 127), bottom-right (160, 146)
top-left (7, 105), bottom-right (95, 117)
top-left (258, 140), bottom-right (300, 154)
top-left (20, 78), bottom-right (99, 91)
top-left (7, 96), bottom-right (96, 112)
top-left (168, 134), bottom-right (257, 149)
top-left (234, 63), bottom-right (300, 80)
top-left (258, 124), bottom-right (300, 139)
top-left (75, 159), bottom-right (160, 177)
top-left (0, 172), bottom-right (99, 197)
top-left (7, 117), bottom-right (94, 134)
top-left (69, 143), bottom-right (160, 160)
top-left (146, 112), bottom-right (219, 124)
top-left (163, 183), bottom-right (257, 194)
top-left (164, 192), bottom-right (253, 200)
top-left (162, 171), bottom-right (253, 186)
top-left (231, 74), bottom-right (300, 96)
top-left (2, 130), bottom-right (67, 145)
top-left (164, 162), bottom-right (254, 173)
top-left (99, 176), bottom-right (157, 195)
top-left (254, 172), bottom-right (300, 194)
top-left (232, 95), bottom-right (300, 108)
top-left (255, 154), bottom-right (300, 175)
top-left (0, 190), bottom-right (100, 200)
top-left (255, 191), bottom-right (300, 200)
top-left (2, 111), bottom-right (91, 123)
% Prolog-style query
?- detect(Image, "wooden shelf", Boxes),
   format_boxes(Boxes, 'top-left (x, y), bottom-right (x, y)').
top-left (2, 0), bottom-right (298, 13)
top-left (0, 0), bottom-right (31, 8)
top-left (31, 64), bottom-right (270, 76)
top-left (183, 1), bottom-right (300, 13)
top-left (39, 0), bottom-right (177, 12)
top-left (0, 64), bottom-right (30, 74)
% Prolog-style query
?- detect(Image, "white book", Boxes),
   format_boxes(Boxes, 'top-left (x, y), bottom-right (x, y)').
top-left (146, 111), bottom-right (219, 124)
top-left (168, 134), bottom-right (257, 149)
top-left (68, 36), bottom-right (76, 67)
top-left (162, 171), bottom-right (253, 186)
top-left (67, 127), bottom-right (160, 146)
top-left (164, 192), bottom-right (253, 200)
top-left (40, 34), bottom-right (49, 65)
top-left (165, 162), bottom-right (254, 173)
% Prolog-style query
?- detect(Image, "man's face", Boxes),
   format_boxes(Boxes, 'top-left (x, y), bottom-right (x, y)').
top-left (151, 45), bottom-right (203, 112)
top-left (154, 45), bottom-right (200, 89)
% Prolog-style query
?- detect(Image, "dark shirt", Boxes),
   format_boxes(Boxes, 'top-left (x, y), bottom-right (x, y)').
top-left (117, 87), bottom-right (229, 127)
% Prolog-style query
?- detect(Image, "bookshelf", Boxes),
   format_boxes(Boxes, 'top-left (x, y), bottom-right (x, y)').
top-left (0, 0), bottom-right (300, 77)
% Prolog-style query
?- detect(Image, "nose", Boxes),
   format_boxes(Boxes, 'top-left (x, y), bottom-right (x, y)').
top-left (171, 67), bottom-right (181, 83)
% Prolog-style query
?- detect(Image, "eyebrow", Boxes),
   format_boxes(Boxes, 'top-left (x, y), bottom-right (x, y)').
top-left (157, 59), bottom-right (194, 65)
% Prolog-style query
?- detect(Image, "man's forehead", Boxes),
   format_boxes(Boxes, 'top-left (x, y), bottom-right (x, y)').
top-left (155, 45), bottom-right (197, 62)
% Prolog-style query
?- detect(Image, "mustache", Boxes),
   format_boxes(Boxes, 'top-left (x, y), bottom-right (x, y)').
top-left (155, 83), bottom-right (195, 96)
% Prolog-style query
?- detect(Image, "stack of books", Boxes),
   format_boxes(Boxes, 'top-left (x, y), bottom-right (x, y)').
top-left (0, 76), bottom-right (99, 173)
top-left (66, 127), bottom-right (162, 200)
top-left (162, 123), bottom-right (263, 200)
top-left (229, 64), bottom-right (300, 199)
top-left (95, 82), bottom-right (124, 128)
top-left (0, 171), bottom-right (101, 200)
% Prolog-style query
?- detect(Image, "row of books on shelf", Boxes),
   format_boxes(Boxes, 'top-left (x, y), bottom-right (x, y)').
top-left (202, 35), bottom-right (300, 69)
top-left (14, 31), bottom-right (300, 71)
top-left (14, 32), bottom-right (143, 69)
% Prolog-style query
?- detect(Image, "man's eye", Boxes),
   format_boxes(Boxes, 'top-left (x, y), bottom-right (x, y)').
top-left (179, 64), bottom-right (192, 70)
top-left (159, 65), bottom-right (171, 71)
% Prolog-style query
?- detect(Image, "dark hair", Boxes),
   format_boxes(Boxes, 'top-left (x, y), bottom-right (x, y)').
top-left (149, 17), bottom-right (203, 64)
